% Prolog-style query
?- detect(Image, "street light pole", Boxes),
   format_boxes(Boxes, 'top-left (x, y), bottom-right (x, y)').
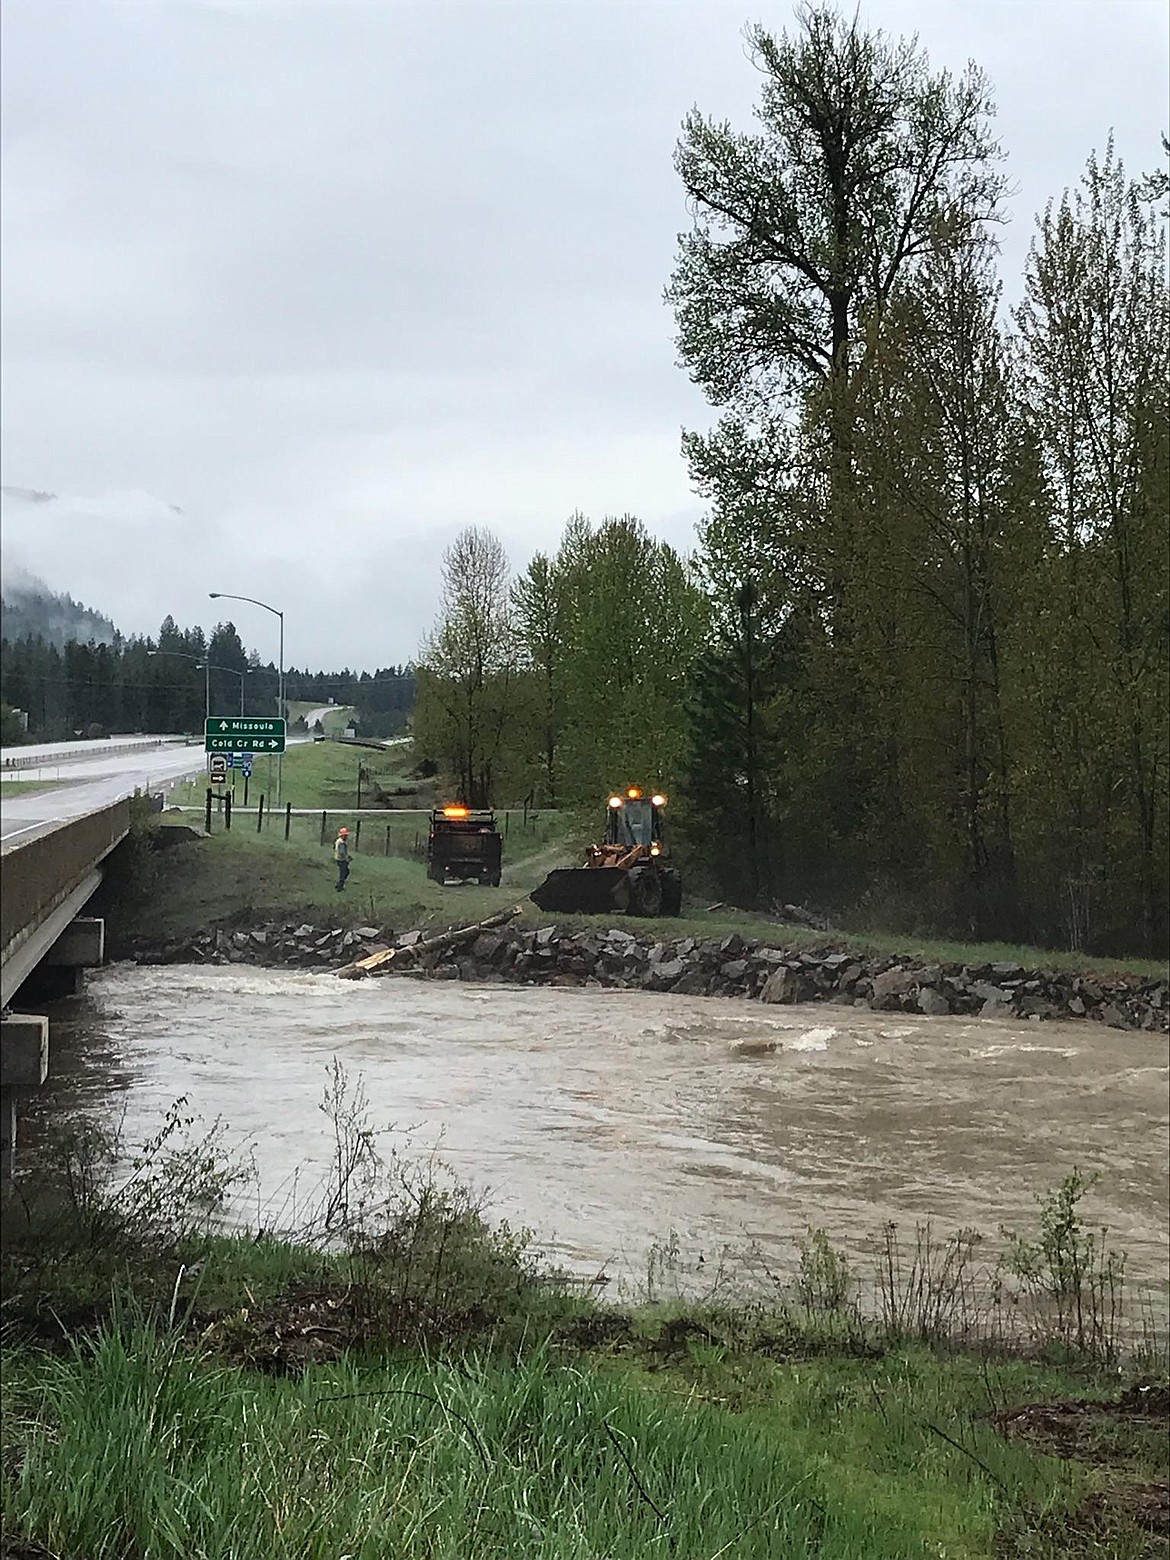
top-left (209, 592), bottom-right (285, 804)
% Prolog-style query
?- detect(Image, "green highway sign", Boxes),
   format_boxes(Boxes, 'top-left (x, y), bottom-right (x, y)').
top-left (204, 717), bottom-right (286, 754)
top-left (205, 735), bottom-right (284, 752)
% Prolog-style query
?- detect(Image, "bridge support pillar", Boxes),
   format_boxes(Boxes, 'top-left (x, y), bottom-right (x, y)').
top-left (16, 916), bottom-right (106, 1004)
top-left (47, 916), bottom-right (105, 970)
top-left (0, 1014), bottom-right (49, 1180)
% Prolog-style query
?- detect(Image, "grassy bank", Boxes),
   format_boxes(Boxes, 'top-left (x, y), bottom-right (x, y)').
top-left (167, 735), bottom-right (436, 813)
top-left (2, 1097), bottom-right (1166, 1559)
top-left (0, 779), bottom-right (67, 796)
top-left (101, 806), bottom-right (1167, 980)
top-left (139, 741), bottom-right (1170, 977)
top-left (97, 806), bottom-right (570, 944)
top-left (6, 1327), bottom-right (1145, 1559)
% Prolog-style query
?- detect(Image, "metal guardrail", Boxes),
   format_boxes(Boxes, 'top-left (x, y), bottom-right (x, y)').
top-left (0, 799), bottom-right (132, 960)
top-left (0, 738), bottom-right (176, 771)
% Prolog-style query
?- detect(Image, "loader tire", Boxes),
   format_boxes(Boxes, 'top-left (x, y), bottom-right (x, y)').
top-left (660, 871), bottom-right (683, 917)
top-left (628, 867), bottom-right (663, 917)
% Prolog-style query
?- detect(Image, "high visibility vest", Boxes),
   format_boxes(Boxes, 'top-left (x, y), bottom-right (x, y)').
top-left (333, 837), bottom-right (349, 862)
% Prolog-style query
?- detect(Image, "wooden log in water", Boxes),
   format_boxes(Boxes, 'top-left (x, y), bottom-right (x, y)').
top-left (336, 904), bottom-right (523, 980)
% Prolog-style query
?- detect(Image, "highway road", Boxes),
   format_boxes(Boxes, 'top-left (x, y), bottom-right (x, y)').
top-left (0, 738), bottom-right (209, 847)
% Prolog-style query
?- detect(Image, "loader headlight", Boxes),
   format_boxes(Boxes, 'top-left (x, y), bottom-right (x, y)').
top-left (650, 845), bottom-right (661, 856)
top-left (651, 794), bottom-right (666, 808)
top-left (608, 795), bottom-right (623, 809)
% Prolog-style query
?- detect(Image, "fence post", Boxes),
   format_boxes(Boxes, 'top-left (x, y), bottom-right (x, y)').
top-left (257, 795), bottom-right (264, 834)
top-left (320, 810), bottom-right (327, 846)
top-left (224, 792), bottom-right (232, 831)
top-left (205, 789), bottom-right (212, 832)
top-left (285, 802), bottom-right (292, 841)
top-left (505, 810), bottom-right (510, 836)
top-left (385, 825), bottom-right (391, 856)
top-left (354, 819), bottom-right (362, 852)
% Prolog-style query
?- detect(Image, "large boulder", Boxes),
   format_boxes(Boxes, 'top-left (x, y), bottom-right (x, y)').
top-left (760, 966), bottom-right (800, 1004)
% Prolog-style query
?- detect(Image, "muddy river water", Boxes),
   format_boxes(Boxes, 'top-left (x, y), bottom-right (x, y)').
top-left (25, 965), bottom-right (1170, 1297)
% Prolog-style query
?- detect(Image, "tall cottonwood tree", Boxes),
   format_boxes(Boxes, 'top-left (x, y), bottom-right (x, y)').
top-left (669, 4), bottom-right (1008, 909)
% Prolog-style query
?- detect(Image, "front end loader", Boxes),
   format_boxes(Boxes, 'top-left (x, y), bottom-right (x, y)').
top-left (530, 787), bottom-right (682, 917)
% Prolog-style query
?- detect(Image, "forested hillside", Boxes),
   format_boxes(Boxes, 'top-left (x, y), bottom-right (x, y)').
top-left (1, 578), bottom-right (117, 649)
top-left (413, 8), bottom-right (1168, 957)
top-left (0, 613), bottom-right (415, 745)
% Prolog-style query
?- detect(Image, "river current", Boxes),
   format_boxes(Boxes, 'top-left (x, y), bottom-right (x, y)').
top-left (23, 964), bottom-right (1170, 1295)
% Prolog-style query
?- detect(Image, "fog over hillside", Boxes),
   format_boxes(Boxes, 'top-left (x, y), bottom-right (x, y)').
top-left (1, 555), bottom-right (118, 649)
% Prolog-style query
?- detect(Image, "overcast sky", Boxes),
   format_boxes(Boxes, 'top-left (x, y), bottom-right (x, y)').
top-left (2, 0), bottom-right (1166, 671)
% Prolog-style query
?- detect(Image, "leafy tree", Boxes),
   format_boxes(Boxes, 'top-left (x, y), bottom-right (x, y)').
top-left (681, 419), bottom-right (800, 903)
top-left (553, 515), bottom-right (707, 804)
top-left (849, 233), bottom-right (1041, 935)
top-left (1016, 142), bottom-right (1170, 947)
top-left (668, 3), bottom-right (1009, 922)
top-left (669, 5), bottom-right (1004, 425)
top-left (414, 527), bottom-right (521, 806)
top-left (512, 548), bottom-right (566, 804)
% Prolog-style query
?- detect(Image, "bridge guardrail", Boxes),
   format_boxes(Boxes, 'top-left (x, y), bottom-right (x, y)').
top-left (1, 799), bottom-right (132, 960)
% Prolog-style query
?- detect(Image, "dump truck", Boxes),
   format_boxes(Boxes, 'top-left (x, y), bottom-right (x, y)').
top-left (426, 805), bottom-right (503, 886)
top-left (530, 787), bottom-right (682, 917)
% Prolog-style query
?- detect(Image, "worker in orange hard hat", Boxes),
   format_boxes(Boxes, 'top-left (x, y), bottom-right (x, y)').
top-left (333, 825), bottom-right (351, 892)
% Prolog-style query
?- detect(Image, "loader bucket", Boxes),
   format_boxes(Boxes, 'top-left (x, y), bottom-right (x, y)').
top-left (529, 866), bottom-right (631, 915)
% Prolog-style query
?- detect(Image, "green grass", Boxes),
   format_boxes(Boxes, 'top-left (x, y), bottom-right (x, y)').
top-left (103, 802), bottom-right (1168, 979)
top-left (0, 779), bottom-right (67, 796)
top-left (103, 807), bottom-right (572, 940)
top-left (167, 735), bottom-right (435, 812)
top-left (3, 1321), bottom-right (1132, 1560)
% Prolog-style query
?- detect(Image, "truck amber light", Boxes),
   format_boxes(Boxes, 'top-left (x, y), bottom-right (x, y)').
top-left (626, 787), bottom-right (641, 799)
top-left (651, 794), bottom-right (666, 807)
top-left (441, 805), bottom-right (470, 818)
top-left (608, 795), bottom-right (623, 809)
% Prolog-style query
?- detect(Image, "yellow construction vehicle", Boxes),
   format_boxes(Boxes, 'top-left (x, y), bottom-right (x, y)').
top-left (530, 787), bottom-right (682, 917)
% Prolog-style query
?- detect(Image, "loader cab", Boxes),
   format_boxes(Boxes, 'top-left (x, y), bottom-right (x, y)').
top-left (605, 789), bottom-right (667, 852)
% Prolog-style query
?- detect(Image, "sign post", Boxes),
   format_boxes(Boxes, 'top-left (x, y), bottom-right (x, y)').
top-left (204, 718), bottom-right (285, 754)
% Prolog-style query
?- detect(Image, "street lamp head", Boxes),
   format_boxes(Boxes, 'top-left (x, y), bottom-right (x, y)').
top-left (209, 592), bottom-right (221, 599)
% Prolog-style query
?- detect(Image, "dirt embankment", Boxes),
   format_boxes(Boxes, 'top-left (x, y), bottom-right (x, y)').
top-left (122, 920), bottom-right (1169, 1032)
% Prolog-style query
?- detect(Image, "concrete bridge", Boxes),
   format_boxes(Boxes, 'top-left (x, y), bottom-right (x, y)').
top-left (1, 798), bottom-right (131, 1176)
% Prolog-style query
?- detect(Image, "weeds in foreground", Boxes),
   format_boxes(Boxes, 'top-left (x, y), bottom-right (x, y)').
top-left (630, 1175), bottom-right (1165, 1374)
top-left (3, 1318), bottom-right (1094, 1560)
top-left (1000, 1168), bottom-right (1127, 1361)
